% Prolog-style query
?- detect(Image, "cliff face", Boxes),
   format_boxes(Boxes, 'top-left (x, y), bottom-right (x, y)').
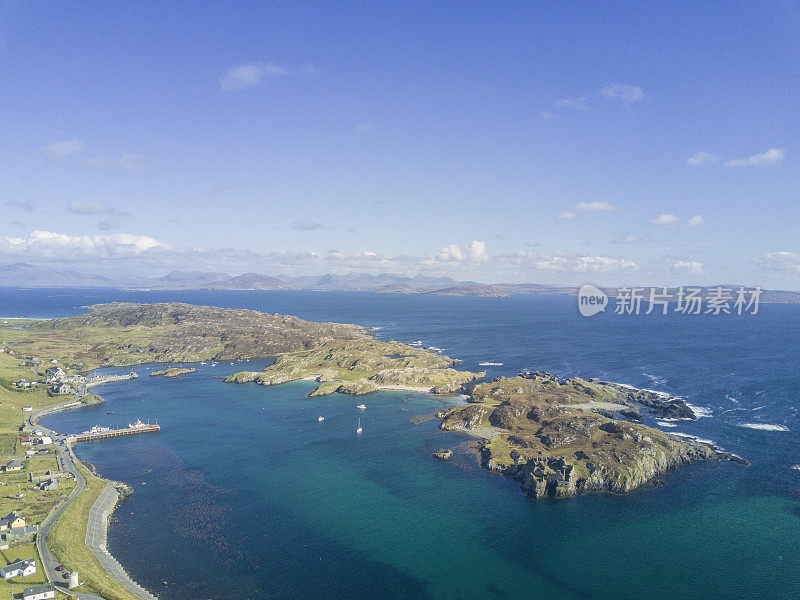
top-left (438, 373), bottom-right (735, 499)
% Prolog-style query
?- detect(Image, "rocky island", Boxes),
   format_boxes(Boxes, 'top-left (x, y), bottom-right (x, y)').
top-left (2, 302), bottom-right (744, 500)
top-left (436, 371), bottom-right (744, 498)
top-left (225, 338), bottom-right (484, 396)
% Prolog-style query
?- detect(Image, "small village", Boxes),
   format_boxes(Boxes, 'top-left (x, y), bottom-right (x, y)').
top-left (0, 339), bottom-right (137, 600)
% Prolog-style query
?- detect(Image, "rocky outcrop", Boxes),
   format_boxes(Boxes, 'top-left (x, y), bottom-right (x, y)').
top-left (226, 338), bottom-right (484, 397)
top-left (432, 449), bottom-right (453, 460)
top-left (437, 375), bottom-right (742, 499)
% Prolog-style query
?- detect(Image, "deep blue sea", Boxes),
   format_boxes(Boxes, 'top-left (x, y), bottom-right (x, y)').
top-left (2, 288), bottom-right (799, 599)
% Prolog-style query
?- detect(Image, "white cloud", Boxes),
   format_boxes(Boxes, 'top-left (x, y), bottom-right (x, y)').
top-left (685, 215), bottom-right (705, 227)
top-left (291, 219), bottom-right (323, 231)
top-left (42, 139), bottom-right (84, 159)
top-left (725, 148), bottom-right (785, 167)
top-left (650, 214), bottom-right (704, 228)
top-left (650, 214), bottom-right (681, 227)
top-left (612, 233), bottom-right (641, 244)
top-left (300, 63), bottom-right (320, 75)
top-left (759, 251), bottom-right (800, 272)
top-left (539, 111), bottom-right (559, 120)
top-left (576, 201), bottom-right (616, 211)
top-left (687, 151), bottom-right (719, 167)
top-left (0, 230), bottom-right (165, 259)
top-left (670, 260), bottom-right (704, 274)
top-left (557, 211), bottom-right (577, 220)
top-left (555, 97), bottom-right (588, 110)
top-left (532, 252), bottom-right (636, 273)
top-left (220, 62), bottom-right (288, 91)
top-left (81, 153), bottom-right (148, 172)
top-left (599, 84), bottom-right (644, 104)
top-left (356, 123), bottom-right (375, 134)
top-left (68, 201), bottom-right (116, 215)
top-left (436, 240), bottom-right (488, 262)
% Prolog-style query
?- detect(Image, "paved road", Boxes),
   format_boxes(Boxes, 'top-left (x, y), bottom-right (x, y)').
top-left (30, 406), bottom-right (158, 600)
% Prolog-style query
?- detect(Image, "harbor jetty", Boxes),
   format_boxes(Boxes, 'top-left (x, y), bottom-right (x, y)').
top-left (70, 420), bottom-right (160, 443)
top-left (85, 371), bottom-right (138, 389)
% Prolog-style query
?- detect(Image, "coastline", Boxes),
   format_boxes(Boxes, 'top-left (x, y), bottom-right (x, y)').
top-left (29, 385), bottom-right (157, 600)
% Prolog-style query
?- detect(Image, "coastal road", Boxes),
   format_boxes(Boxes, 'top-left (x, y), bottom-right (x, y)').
top-left (30, 406), bottom-right (157, 600)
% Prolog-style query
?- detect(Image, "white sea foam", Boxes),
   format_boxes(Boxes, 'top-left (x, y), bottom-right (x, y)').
top-left (670, 432), bottom-right (716, 445)
top-left (739, 423), bottom-right (789, 432)
top-left (751, 405), bottom-right (765, 412)
top-left (643, 372), bottom-right (666, 385)
top-left (791, 465), bottom-right (800, 472)
top-left (656, 421), bottom-right (677, 428)
top-left (426, 346), bottom-right (445, 352)
top-left (725, 395), bottom-right (739, 404)
top-left (478, 362), bottom-right (503, 366)
top-left (686, 402), bottom-right (712, 418)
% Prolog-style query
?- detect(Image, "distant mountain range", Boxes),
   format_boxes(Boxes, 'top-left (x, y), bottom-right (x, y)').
top-left (1, 262), bottom-right (798, 301)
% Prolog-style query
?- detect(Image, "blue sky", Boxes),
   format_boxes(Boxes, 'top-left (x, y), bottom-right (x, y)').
top-left (1, 1), bottom-right (798, 287)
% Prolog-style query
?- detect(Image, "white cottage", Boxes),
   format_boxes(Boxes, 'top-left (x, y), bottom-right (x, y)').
top-left (0, 557), bottom-right (36, 579)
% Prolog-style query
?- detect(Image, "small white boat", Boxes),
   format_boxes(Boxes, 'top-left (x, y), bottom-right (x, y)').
top-left (200, 362), bottom-right (207, 365)
top-left (357, 404), bottom-right (366, 410)
top-left (318, 416), bottom-right (325, 422)
top-left (356, 417), bottom-right (362, 435)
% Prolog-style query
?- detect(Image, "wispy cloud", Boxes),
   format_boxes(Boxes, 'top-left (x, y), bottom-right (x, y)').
top-left (4, 200), bottom-right (36, 212)
top-left (81, 153), bottom-right (148, 172)
top-left (220, 62), bottom-right (288, 91)
top-left (600, 83), bottom-right (644, 104)
top-left (687, 151), bottom-right (720, 167)
top-left (576, 201), bottom-right (616, 211)
top-left (555, 97), bottom-right (588, 110)
top-left (68, 201), bottom-right (117, 215)
top-left (291, 219), bottom-right (323, 231)
top-left (539, 110), bottom-right (559, 120)
top-left (97, 218), bottom-right (121, 231)
top-left (650, 214), bottom-right (704, 228)
top-left (725, 148), bottom-right (785, 167)
top-left (759, 251), bottom-right (800, 272)
top-left (612, 233), bottom-right (642, 244)
top-left (356, 123), bottom-right (375, 134)
top-left (300, 63), bottom-right (320, 75)
top-left (558, 201), bottom-right (616, 220)
top-left (42, 138), bottom-right (84, 159)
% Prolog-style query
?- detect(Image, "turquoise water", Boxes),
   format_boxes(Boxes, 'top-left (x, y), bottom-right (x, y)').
top-left (6, 289), bottom-right (796, 599)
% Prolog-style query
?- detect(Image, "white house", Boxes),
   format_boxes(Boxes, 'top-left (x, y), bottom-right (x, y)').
top-left (36, 436), bottom-right (52, 446)
top-left (0, 557), bottom-right (36, 579)
top-left (22, 585), bottom-right (55, 600)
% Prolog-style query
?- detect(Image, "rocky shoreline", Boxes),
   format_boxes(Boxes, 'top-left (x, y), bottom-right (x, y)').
top-left (436, 370), bottom-right (747, 499)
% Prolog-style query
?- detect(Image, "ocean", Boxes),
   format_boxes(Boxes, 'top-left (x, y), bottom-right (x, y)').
top-left (3, 288), bottom-right (798, 599)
